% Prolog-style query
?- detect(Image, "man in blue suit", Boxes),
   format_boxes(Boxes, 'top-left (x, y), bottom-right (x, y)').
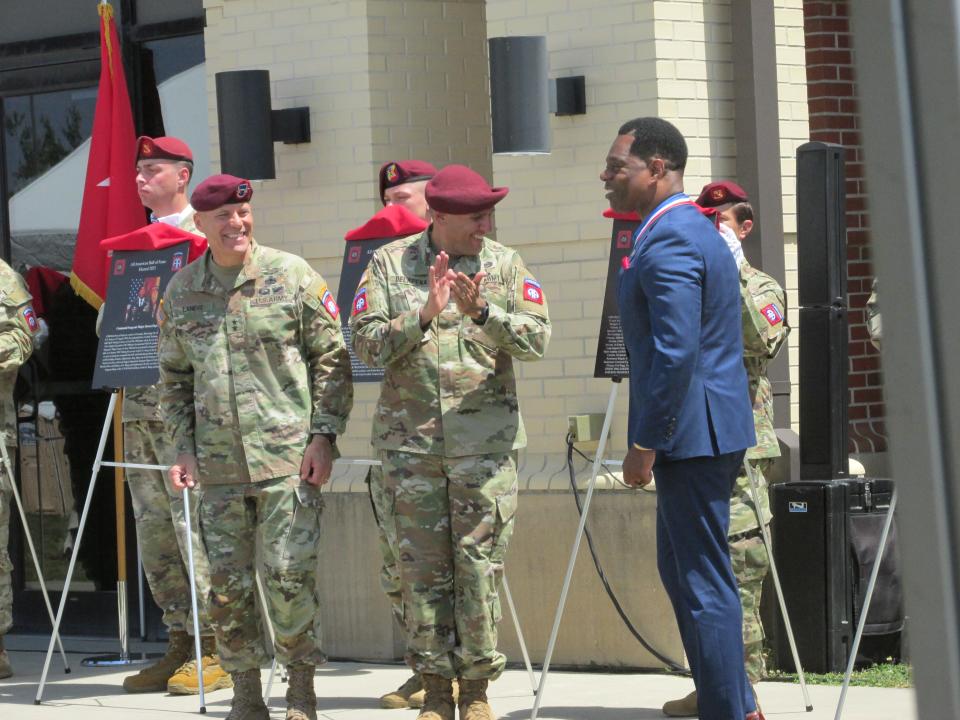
top-left (602, 117), bottom-right (761, 720)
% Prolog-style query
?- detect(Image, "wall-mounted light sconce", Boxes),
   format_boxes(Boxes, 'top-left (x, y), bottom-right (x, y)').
top-left (215, 70), bottom-right (311, 180)
top-left (489, 37), bottom-right (588, 156)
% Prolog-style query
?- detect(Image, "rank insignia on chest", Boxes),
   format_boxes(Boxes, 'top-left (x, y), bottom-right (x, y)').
top-left (761, 303), bottom-right (783, 326)
top-left (522, 277), bottom-right (544, 305)
top-left (322, 289), bottom-right (340, 319)
top-left (22, 306), bottom-right (39, 333)
top-left (352, 288), bottom-right (368, 316)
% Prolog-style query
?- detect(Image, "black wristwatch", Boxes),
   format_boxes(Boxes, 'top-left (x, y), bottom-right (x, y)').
top-left (471, 304), bottom-right (489, 325)
top-left (316, 432), bottom-right (337, 446)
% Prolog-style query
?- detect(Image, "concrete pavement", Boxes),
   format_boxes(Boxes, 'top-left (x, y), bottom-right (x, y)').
top-left (0, 635), bottom-right (916, 720)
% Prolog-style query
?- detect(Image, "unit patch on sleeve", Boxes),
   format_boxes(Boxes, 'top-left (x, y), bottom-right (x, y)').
top-left (522, 277), bottom-right (544, 305)
top-left (22, 305), bottom-right (39, 333)
top-left (321, 288), bottom-right (340, 319)
top-left (761, 303), bottom-right (783, 326)
top-left (352, 287), bottom-right (368, 316)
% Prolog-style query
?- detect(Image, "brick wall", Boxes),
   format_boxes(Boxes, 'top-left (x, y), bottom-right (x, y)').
top-left (802, 0), bottom-right (886, 453)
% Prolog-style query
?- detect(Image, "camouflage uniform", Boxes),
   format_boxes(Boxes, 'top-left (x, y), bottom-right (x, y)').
top-left (729, 261), bottom-right (788, 683)
top-left (0, 259), bottom-right (38, 636)
top-left (158, 240), bottom-right (352, 672)
top-left (119, 207), bottom-right (215, 638)
top-left (350, 229), bottom-right (550, 680)
top-left (368, 464), bottom-right (404, 627)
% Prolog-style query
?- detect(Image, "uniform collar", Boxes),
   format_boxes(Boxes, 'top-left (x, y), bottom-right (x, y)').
top-left (155, 203), bottom-right (194, 228)
top-left (191, 238), bottom-right (262, 292)
top-left (420, 227), bottom-right (486, 271)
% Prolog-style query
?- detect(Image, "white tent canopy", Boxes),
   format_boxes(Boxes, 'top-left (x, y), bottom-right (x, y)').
top-left (10, 63), bottom-right (210, 234)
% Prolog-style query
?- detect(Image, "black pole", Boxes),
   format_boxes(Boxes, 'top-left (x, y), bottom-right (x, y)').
top-left (0, 97), bottom-right (12, 264)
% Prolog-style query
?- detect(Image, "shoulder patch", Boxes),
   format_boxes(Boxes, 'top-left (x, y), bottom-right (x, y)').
top-left (351, 287), bottom-right (369, 316)
top-left (761, 303), bottom-right (783, 326)
top-left (522, 277), bottom-right (544, 305)
top-left (320, 286), bottom-right (339, 319)
top-left (22, 305), bottom-right (39, 334)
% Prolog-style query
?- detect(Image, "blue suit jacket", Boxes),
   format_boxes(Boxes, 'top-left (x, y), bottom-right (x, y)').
top-left (617, 194), bottom-right (755, 461)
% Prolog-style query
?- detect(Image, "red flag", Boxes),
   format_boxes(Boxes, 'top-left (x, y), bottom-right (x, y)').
top-left (69, 2), bottom-right (145, 309)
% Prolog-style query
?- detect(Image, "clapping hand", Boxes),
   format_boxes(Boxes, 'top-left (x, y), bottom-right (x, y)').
top-left (419, 251), bottom-right (451, 327)
top-left (449, 270), bottom-right (487, 320)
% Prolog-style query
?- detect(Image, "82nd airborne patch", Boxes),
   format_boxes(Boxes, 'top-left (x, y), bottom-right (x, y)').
top-left (22, 306), bottom-right (39, 333)
top-left (321, 289), bottom-right (340, 319)
top-left (761, 303), bottom-right (783, 326)
top-left (352, 288), bottom-right (368, 316)
top-left (522, 277), bottom-right (544, 305)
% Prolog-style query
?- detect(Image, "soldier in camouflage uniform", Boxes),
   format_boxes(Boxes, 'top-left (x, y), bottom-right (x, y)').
top-left (120, 135), bottom-right (229, 696)
top-left (159, 174), bottom-right (353, 720)
top-left (664, 181), bottom-right (789, 717)
top-left (0, 258), bottom-right (39, 679)
top-left (371, 159), bottom-right (439, 710)
top-left (351, 165), bottom-right (551, 720)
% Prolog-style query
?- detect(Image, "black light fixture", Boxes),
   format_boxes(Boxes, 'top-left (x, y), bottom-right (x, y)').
top-left (215, 70), bottom-right (311, 180)
top-left (489, 36), bottom-right (587, 156)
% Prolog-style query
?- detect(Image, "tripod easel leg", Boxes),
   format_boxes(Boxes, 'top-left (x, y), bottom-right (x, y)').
top-left (743, 459), bottom-right (813, 712)
top-left (0, 440), bottom-right (70, 672)
top-left (530, 381), bottom-right (618, 720)
top-left (834, 488), bottom-right (898, 720)
top-left (502, 574), bottom-right (537, 695)
top-left (182, 487), bottom-right (207, 714)
top-left (35, 391), bottom-right (117, 704)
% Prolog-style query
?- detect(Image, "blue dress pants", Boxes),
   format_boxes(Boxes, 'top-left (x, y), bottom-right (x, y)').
top-left (655, 451), bottom-right (755, 720)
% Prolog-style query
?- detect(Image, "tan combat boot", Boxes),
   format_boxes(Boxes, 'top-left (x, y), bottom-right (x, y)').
top-left (122, 629), bottom-right (192, 693)
top-left (457, 678), bottom-right (495, 720)
top-left (0, 635), bottom-right (13, 679)
top-left (380, 673), bottom-right (425, 708)
top-left (285, 663), bottom-right (317, 720)
top-left (662, 689), bottom-right (697, 717)
top-left (417, 674), bottom-right (455, 720)
top-left (167, 635), bottom-right (233, 694)
top-left (226, 668), bottom-right (270, 720)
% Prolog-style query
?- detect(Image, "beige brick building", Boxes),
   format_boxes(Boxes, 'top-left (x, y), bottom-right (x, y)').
top-left (201, 0), bottom-right (810, 470)
top-left (0, 0), bottom-right (813, 662)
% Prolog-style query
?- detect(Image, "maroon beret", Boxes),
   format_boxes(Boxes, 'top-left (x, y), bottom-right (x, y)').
top-left (695, 180), bottom-right (749, 208)
top-left (425, 165), bottom-right (508, 214)
top-left (379, 160), bottom-right (438, 204)
top-left (191, 174), bottom-right (254, 211)
top-left (137, 135), bottom-right (193, 163)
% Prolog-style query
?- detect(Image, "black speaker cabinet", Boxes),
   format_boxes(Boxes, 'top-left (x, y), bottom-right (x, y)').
top-left (797, 141), bottom-right (847, 306)
top-left (769, 479), bottom-right (902, 673)
top-left (216, 70), bottom-right (276, 180)
top-left (799, 305), bottom-right (849, 479)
